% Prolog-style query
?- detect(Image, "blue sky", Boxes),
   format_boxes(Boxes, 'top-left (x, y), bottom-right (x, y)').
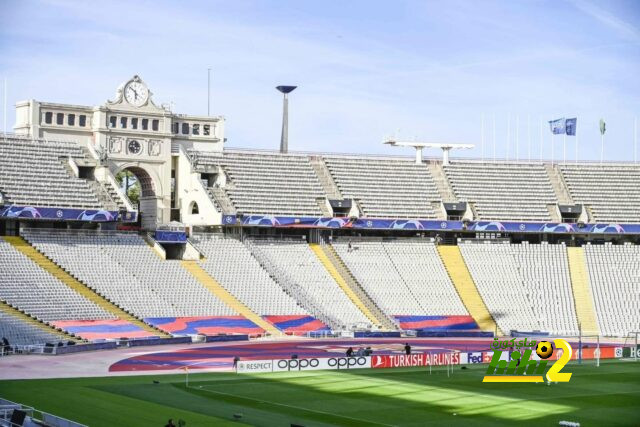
top-left (1, 0), bottom-right (639, 161)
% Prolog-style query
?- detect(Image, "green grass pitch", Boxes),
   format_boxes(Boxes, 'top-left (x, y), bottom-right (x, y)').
top-left (1, 360), bottom-right (638, 426)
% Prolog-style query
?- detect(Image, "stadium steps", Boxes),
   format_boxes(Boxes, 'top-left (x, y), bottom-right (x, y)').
top-left (180, 260), bottom-right (280, 335)
top-left (0, 300), bottom-right (81, 342)
top-left (437, 245), bottom-right (502, 335)
top-left (545, 163), bottom-right (574, 205)
top-left (309, 243), bottom-right (391, 330)
top-left (309, 156), bottom-right (342, 199)
top-left (2, 236), bottom-right (168, 338)
top-left (426, 162), bottom-right (457, 204)
top-left (567, 247), bottom-right (600, 335)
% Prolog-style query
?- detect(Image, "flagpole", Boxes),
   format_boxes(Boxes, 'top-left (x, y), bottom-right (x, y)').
top-left (601, 133), bottom-right (604, 165)
top-left (527, 115), bottom-right (531, 162)
top-left (506, 114), bottom-right (511, 161)
top-left (634, 117), bottom-right (637, 164)
top-left (516, 115), bottom-right (520, 160)
top-left (493, 113), bottom-right (496, 161)
top-left (539, 116), bottom-right (543, 161)
top-left (575, 130), bottom-right (578, 165)
top-left (481, 113), bottom-right (485, 163)
top-left (563, 133), bottom-right (566, 164)
top-left (551, 132), bottom-right (555, 166)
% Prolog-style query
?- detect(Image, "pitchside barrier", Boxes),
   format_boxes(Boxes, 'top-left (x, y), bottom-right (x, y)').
top-left (236, 352), bottom-right (460, 374)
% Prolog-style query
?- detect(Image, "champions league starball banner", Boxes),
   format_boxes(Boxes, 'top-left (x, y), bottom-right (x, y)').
top-left (0, 205), bottom-right (137, 223)
top-left (222, 214), bottom-right (640, 235)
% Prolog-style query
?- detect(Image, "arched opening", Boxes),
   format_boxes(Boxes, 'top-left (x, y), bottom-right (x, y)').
top-left (190, 201), bottom-right (199, 215)
top-left (115, 166), bottom-right (158, 229)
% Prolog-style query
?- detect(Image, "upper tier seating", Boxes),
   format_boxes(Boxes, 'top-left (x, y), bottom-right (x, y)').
top-left (0, 239), bottom-right (112, 321)
top-left (560, 164), bottom-right (640, 223)
top-left (0, 137), bottom-right (102, 209)
top-left (191, 234), bottom-right (307, 315)
top-left (22, 230), bottom-right (235, 318)
top-left (0, 312), bottom-right (64, 347)
top-left (249, 239), bottom-right (370, 328)
top-left (460, 242), bottom-right (578, 335)
top-left (444, 162), bottom-right (556, 221)
top-left (189, 150), bottom-right (325, 216)
top-left (323, 157), bottom-right (440, 218)
top-left (585, 243), bottom-right (640, 336)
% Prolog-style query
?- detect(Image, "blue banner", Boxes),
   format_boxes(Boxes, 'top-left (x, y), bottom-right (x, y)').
top-left (549, 118), bottom-right (566, 134)
top-left (155, 230), bottom-right (187, 243)
top-left (225, 214), bottom-right (640, 235)
top-left (565, 118), bottom-right (577, 136)
top-left (0, 204), bottom-right (137, 223)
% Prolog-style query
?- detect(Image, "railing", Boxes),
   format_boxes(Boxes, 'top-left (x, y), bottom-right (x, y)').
top-left (0, 397), bottom-right (87, 427)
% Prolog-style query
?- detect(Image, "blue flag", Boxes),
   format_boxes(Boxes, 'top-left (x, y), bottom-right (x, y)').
top-left (549, 118), bottom-right (565, 134)
top-left (565, 118), bottom-right (577, 136)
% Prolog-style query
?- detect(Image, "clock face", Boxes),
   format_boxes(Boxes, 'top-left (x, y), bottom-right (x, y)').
top-left (124, 81), bottom-right (149, 107)
top-left (128, 140), bottom-right (142, 155)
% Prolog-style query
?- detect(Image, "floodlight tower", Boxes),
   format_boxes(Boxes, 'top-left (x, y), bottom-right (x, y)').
top-left (276, 85), bottom-right (296, 153)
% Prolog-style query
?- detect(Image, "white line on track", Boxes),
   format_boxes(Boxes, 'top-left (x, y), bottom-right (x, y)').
top-left (189, 384), bottom-right (397, 427)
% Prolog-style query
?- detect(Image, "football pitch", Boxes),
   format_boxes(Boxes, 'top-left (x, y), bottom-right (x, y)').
top-left (0, 360), bottom-right (638, 426)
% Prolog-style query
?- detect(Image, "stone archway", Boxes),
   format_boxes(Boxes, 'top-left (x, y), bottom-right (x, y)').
top-left (114, 164), bottom-right (163, 230)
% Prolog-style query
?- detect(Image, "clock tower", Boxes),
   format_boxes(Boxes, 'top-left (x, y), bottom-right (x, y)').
top-left (13, 75), bottom-right (226, 229)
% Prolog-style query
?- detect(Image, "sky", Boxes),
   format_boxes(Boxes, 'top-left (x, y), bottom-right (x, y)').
top-left (0, 0), bottom-right (639, 161)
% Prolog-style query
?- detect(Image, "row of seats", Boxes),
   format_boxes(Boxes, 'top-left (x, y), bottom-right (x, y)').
top-left (191, 234), bottom-right (307, 315)
top-left (585, 243), bottom-right (640, 337)
top-left (0, 311), bottom-right (65, 347)
top-left (0, 239), bottom-right (112, 322)
top-left (324, 157), bottom-right (440, 218)
top-left (0, 137), bottom-right (103, 209)
top-left (460, 242), bottom-right (579, 335)
top-left (190, 150), bottom-right (325, 216)
top-left (560, 164), bottom-right (640, 223)
top-left (22, 230), bottom-right (235, 318)
top-left (444, 162), bottom-right (555, 221)
top-left (333, 240), bottom-right (467, 316)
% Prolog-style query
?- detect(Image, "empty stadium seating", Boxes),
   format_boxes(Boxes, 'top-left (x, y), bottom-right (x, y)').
top-left (190, 150), bottom-right (325, 216)
top-left (0, 137), bottom-right (102, 209)
top-left (323, 156), bottom-right (440, 218)
top-left (460, 242), bottom-right (579, 335)
top-left (0, 311), bottom-right (64, 347)
top-left (191, 234), bottom-right (307, 316)
top-left (0, 238), bottom-right (112, 322)
top-left (560, 164), bottom-right (640, 223)
top-left (444, 162), bottom-right (556, 221)
top-left (584, 243), bottom-right (640, 336)
top-left (248, 239), bottom-right (371, 329)
top-left (333, 239), bottom-right (468, 318)
top-left (22, 230), bottom-right (235, 318)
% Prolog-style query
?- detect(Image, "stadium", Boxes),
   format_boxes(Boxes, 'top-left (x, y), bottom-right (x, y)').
top-left (1, 3), bottom-right (640, 427)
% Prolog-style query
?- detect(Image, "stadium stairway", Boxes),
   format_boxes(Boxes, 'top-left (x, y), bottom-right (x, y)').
top-left (0, 300), bottom-right (81, 343)
top-left (437, 245), bottom-right (502, 335)
top-left (567, 247), bottom-right (600, 335)
top-left (2, 236), bottom-right (168, 338)
top-left (309, 243), bottom-right (394, 330)
top-left (180, 261), bottom-right (280, 335)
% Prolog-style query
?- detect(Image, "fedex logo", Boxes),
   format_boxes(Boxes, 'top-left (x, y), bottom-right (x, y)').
top-left (467, 352), bottom-right (483, 364)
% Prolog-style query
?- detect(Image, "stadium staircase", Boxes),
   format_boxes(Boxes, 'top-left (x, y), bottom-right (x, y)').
top-left (567, 247), bottom-right (600, 335)
top-left (180, 260), bottom-right (280, 335)
top-left (0, 300), bottom-right (81, 342)
top-left (426, 162), bottom-right (457, 203)
top-left (545, 163), bottom-right (574, 205)
top-left (309, 157), bottom-right (343, 200)
top-left (2, 237), bottom-right (168, 338)
top-left (437, 245), bottom-right (502, 335)
top-left (309, 243), bottom-right (393, 330)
